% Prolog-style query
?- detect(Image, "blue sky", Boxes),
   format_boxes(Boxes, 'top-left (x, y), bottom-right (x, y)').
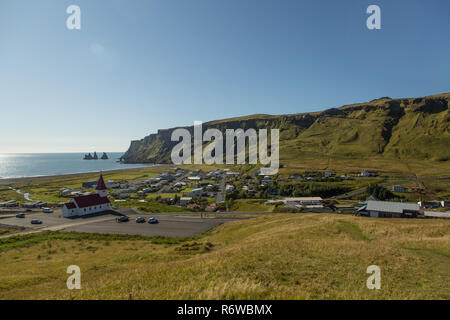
top-left (0, 0), bottom-right (449, 153)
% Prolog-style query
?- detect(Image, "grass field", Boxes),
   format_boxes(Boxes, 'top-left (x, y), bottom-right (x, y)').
top-left (229, 199), bottom-right (274, 212)
top-left (0, 214), bottom-right (448, 299)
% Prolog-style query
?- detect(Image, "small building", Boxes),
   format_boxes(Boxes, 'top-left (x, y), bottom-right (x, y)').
top-left (190, 188), bottom-right (203, 197)
top-left (392, 185), bottom-right (408, 193)
top-left (174, 182), bottom-right (187, 188)
top-left (361, 170), bottom-right (377, 177)
top-left (0, 200), bottom-right (19, 208)
top-left (262, 176), bottom-right (272, 183)
top-left (62, 175), bottom-right (111, 218)
top-left (284, 197), bottom-right (323, 207)
top-left (419, 200), bottom-right (442, 209)
top-left (106, 180), bottom-right (120, 188)
top-left (160, 173), bottom-right (175, 181)
top-left (291, 173), bottom-right (303, 180)
top-left (188, 176), bottom-right (202, 182)
top-left (82, 180), bottom-right (98, 189)
top-left (22, 201), bottom-right (47, 209)
top-left (180, 197), bottom-right (192, 205)
top-left (225, 184), bottom-right (235, 193)
top-left (205, 203), bottom-right (217, 212)
top-left (226, 171), bottom-right (240, 177)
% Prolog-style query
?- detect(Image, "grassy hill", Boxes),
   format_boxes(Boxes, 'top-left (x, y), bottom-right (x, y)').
top-left (0, 213), bottom-right (448, 299)
top-left (121, 93), bottom-right (450, 176)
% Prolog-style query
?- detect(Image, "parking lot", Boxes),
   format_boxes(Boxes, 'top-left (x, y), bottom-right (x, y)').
top-left (0, 209), bottom-right (240, 238)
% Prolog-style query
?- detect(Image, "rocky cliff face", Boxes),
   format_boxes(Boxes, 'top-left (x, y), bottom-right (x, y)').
top-left (121, 93), bottom-right (450, 164)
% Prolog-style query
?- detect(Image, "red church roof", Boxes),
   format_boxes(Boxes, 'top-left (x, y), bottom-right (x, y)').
top-left (96, 174), bottom-right (107, 190)
top-left (65, 201), bottom-right (77, 209)
top-left (73, 194), bottom-right (110, 209)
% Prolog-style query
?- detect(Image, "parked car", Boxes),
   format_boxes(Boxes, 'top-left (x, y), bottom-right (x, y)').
top-left (148, 217), bottom-right (159, 224)
top-left (25, 209), bottom-right (32, 212)
top-left (135, 217), bottom-right (146, 223)
top-left (31, 219), bottom-right (42, 225)
top-left (16, 213), bottom-right (25, 218)
top-left (116, 216), bottom-right (129, 223)
top-left (42, 207), bottom-right (53, 213)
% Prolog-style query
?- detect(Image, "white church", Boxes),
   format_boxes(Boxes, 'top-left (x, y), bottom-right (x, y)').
top-left (62, 174), bottom-right (111, 218)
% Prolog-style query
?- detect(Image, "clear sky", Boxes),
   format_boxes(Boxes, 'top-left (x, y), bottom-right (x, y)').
top-left (0, 0), bottom-right (449, 153)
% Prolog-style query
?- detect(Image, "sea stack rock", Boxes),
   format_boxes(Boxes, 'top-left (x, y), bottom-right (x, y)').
top-left (101, 152), bottom-right (109, 160)
top-left (83, 153), bottom-right (93, 160)
top-left (93, 152), bottom-right (98, 160)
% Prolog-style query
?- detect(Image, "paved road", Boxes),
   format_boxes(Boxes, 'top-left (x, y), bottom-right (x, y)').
top-left (215, 174), bottom-right (226, 203)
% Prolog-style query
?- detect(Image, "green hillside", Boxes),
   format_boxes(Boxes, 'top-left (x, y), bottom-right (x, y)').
top-left (121, 93), bottom-right (450, 174)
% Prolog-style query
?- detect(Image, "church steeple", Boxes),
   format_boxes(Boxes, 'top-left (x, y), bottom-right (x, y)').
top-left (96, 174), bottom-right (107, 197)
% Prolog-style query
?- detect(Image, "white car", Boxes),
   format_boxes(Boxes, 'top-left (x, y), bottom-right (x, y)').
top-left (42, 207), bottom-right (53, 213)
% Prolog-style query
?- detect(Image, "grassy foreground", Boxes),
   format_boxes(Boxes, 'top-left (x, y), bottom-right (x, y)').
top-left (0, 214), bottom-right (449, 299)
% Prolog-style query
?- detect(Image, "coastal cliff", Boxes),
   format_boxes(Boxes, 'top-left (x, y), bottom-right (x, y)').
top-left (121, 93), bottom-right (450, 164)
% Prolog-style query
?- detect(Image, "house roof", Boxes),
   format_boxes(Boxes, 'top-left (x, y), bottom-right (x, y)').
top-left (65, 202), bottom-right (77, 209)
top-left (73, 194), bottom-right (110, 209)
top-left (96, 175), bottom-right (107, 190)
top-left (366, 200), bottom-right (419, 214)
top-left (284, 197), bottom-right (323, 201)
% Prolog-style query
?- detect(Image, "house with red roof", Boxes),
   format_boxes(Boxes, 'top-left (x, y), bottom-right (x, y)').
top-left (62, 174), bottom-right (111, 218)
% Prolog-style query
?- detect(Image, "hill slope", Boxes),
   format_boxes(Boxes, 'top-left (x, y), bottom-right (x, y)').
top-left (122, 93), bottom-right (450, 166)
top-left (1, 214), bottom-right (449, 299)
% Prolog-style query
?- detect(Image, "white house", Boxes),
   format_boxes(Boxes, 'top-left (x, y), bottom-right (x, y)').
top-left (62, 175), bottom-right (111, 218)
top-left (225, 184), bottom-right (235, 193)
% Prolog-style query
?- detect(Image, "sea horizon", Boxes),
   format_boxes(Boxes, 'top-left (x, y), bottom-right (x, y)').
top-left (0, 152), bottom-right (153, 179)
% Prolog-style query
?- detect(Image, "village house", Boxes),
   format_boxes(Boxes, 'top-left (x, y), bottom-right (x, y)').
top-left (226, 171), bottom-right (240, 178)
top-left (21, 201), bottom-right (47, 209)
top-left (82, 180), bottom-right (98, 188)
top-left (361, 170), bottom-right (377, 177)
top-left (180, 197), bottom-right (192, 205)
top-left (0, 200), bottom-right (19, 208)
top-left (225, 184), bottom-right (235, 193)
top-left (62, 175), bottom-right (111, 218)
top-left (160, 173), bottom-right (175, 181)
top-left (190, 188), bottom-right (203, 197)
top-left (418, 200), bottom-right (442, 209)
top-left (291, 173), bottom-right (303, 180)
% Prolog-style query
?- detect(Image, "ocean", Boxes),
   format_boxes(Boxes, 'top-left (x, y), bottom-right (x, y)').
top-left (0, 153), bottom-right (153, 179)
